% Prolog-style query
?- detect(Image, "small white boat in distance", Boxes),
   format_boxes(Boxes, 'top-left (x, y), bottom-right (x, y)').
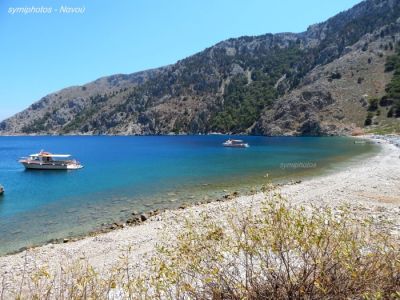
top-left (19, 150), bottom-right (83, 170)
top-left (0, 185), bottom-right (4, 195)
top-left (223, 139), bottom-right (249, 148)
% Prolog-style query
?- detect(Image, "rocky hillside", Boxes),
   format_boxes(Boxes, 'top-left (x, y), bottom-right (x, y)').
top-left (1, 0), bottom-right (400, 135)
top-left (255, 23), bottom-right (400, 135)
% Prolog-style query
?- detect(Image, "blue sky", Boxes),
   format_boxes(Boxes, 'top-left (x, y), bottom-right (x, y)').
top-left (0, 0), bottom-right (362, 121)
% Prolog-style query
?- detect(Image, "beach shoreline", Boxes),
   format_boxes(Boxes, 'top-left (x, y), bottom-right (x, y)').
top-left (0, 135), bottom-right (377, 257)
top-left (0, 134), bottom-right (399, 292)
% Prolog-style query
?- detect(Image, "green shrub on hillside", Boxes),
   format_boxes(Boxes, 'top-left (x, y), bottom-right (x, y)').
top-left (367, 98), bottom-right (379, 111)
top-left (211, 74), bottom-right (277, 132)
top-left (21, 112), bottom-right (51, 133)
top-left (385, 50), bottom-right (400, 72)
top-left (364, 112), bottom-right (374, 126)
top-left (364, 48), bottom-right (400, 127)
top-left (383, 49), bottom-right (400, 118)
top-left (210, 46), bottom-right (304, 133)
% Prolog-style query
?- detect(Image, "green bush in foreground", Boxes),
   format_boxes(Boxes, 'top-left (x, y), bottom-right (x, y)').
top-left (146, 197), bottom-right (399, 299)
top-left (2, 193), bottom-right (399, 299)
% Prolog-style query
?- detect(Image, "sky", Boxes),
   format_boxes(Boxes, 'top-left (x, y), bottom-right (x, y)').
top-left (0, 0), bottom-right (362, 121)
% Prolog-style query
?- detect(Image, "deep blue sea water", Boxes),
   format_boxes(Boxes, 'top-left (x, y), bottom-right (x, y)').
top-left (0, 136), bottom-right (376, 255)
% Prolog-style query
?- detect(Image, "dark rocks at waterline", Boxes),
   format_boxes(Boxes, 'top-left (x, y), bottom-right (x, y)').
top-left (7, 194), bottom-right (247, 256)
top-left (126, 216), bottom-right (141, 225)
top-left (179, 203), bottom-right (190, 209)
top-left (126, 211), bottom-right (145, 225)
top-left (18, 246), bottom-right (29, 253)
top-left (125, 210), bottom-right (159, 225)
top-left (127, 215), bottom-right (141, 225)
top-left (148, 210), bottom-right (160, 217)
top-left (109, 222), bottom-right (124, 230)
top-left (222, 191), bottom-right (240, 200)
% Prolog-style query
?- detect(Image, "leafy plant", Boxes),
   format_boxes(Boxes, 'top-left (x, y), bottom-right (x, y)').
top-left (146, 195), bottom-right (400, 299)
top-left (1, 192), bottom-right (399, 299)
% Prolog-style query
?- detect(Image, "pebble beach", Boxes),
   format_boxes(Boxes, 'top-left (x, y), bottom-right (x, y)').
top-left (0, 135), bottom-right (399, 295)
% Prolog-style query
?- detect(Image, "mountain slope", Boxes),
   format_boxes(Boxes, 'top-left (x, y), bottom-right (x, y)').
top-left (1, 0), bottom-right (400, 135)
top-left (255, 22), bottom-right (400, 135)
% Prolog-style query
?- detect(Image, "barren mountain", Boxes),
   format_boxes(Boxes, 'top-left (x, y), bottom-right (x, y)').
top-left (1, 0), bottom-right (399, 135)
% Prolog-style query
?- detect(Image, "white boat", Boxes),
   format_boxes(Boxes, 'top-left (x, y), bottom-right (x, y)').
top-left (0, 185), bottom-right (4, 195)
top-left (19, 150), bottom-right (83, 170)
top-left (222, 139), bottom-right (249, 148)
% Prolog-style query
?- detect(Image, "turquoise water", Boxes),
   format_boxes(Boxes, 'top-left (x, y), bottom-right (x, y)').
top-left (0, 136), bottom-right (376, 255)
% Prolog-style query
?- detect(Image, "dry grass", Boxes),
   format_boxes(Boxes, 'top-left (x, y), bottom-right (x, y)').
top-left (1, 191), bottom-right (399, 299)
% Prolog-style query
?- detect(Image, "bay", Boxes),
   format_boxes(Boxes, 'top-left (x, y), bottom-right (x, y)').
top-left (0, 135), bottom-right (376, 255)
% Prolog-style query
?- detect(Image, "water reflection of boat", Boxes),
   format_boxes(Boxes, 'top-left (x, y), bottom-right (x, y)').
top-left (222, 139), bottom-right (249, 148)
top-left (19, 150), bottom-right (83, 170)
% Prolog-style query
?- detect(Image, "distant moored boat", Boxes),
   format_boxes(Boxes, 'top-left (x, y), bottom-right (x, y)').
top-left (19, 150), bottom-right (83, 170)
top-left (0, 185), bottom-right (4, 195)
top-left (222, 139), bottom-right (249, 148)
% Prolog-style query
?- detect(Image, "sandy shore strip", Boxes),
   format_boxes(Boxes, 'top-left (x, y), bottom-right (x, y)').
top-left (0, 135), bottom-right (399, 292)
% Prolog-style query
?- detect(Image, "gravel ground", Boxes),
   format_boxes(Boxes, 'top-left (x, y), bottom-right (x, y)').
top-left (0, 135), bottom-right (399, 296)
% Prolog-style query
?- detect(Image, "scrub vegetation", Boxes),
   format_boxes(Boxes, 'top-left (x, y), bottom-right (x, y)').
top-left (2, 191), bottom-right (399, 299)
top-left (364, 45), bottom-right (400, 127)
top-left (384, 47), bottom-right (400, 118)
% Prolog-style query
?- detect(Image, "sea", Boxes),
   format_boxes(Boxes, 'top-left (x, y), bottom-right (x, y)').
top-left (0, 135), bottom-right (377, 255)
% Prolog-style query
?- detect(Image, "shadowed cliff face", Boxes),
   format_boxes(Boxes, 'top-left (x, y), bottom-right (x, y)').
top-left (1, 0), bottom-right (400, 136)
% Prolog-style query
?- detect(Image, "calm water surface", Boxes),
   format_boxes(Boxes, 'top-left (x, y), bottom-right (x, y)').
top-left (0, 136), bottom-right (377, 255)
